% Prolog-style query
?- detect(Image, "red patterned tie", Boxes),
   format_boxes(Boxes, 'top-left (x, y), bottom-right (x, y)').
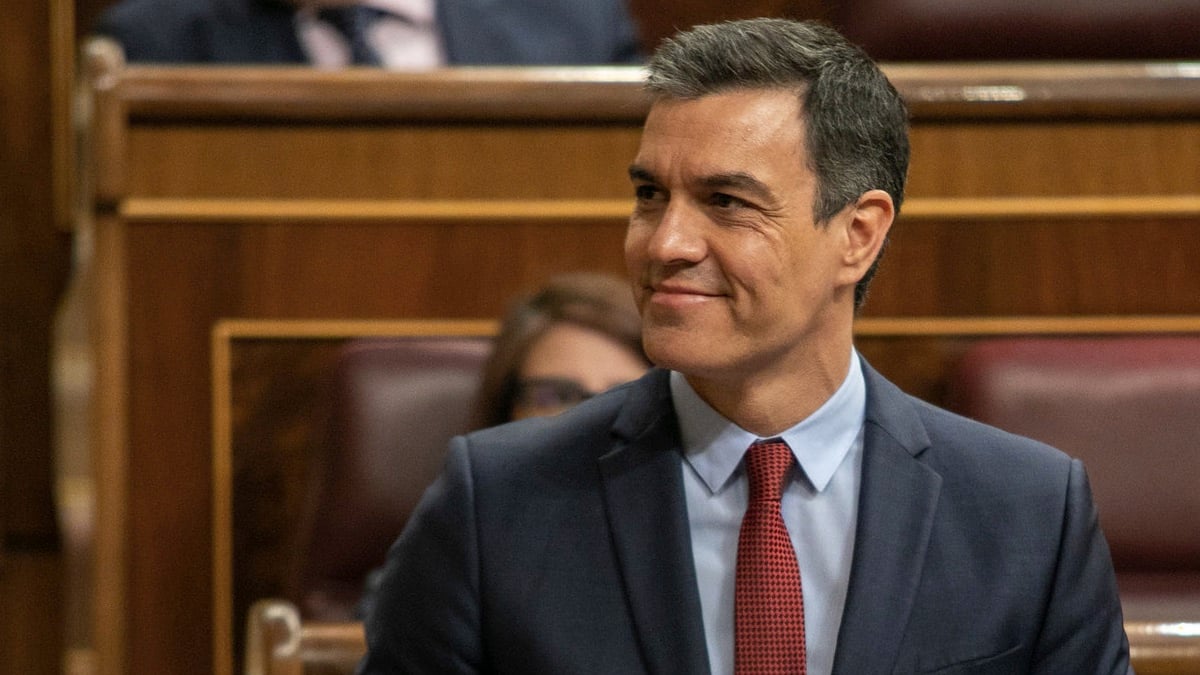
top-left (735, 439), bottom-right (806, 674)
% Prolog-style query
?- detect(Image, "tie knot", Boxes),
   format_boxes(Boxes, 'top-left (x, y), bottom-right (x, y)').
top-left (744, 440), bottom-right (793, 502)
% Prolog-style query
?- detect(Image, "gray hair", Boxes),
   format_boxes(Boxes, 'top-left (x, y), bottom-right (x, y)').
top-left (644, 18), bottom-right (910, 308)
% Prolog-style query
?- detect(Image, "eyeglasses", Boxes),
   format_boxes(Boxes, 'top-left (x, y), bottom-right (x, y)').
top-left (513, 377), bottom-right (599, 415)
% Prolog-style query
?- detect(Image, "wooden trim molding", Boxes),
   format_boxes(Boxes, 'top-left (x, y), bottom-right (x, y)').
top-left (83, 55), bottom-right (1200, 125)
top-left (120, 199), bottom-right (637, 223)
top-left (900, 195), bottom-right (1200, 220)
top-left (92, 214), bottom-right (130, 675)
top-left (87, 54), bottom-right (652, 123)
top-left (211, 320), bottom-right (236, 675)
top-left (51, 0), bottom-right (76, 232)
top-left (113, 195), bottom-right (1200, 224)
top-left (83, 37), bottom-right (129, 209)
top-left (887, 61), bottom-right (1200, 119)
top-left (853, 315), bottom-right (1200, 336)
top-left (244, 598), bottom-right (1200, 675)
top-left (213, 319), bottom-right (500, 340)
top-left (1126, 620), bottom-right (1200, 674)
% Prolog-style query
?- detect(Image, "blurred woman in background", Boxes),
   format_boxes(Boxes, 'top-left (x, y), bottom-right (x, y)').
top-left (471, 271), bottom-right (650, 428)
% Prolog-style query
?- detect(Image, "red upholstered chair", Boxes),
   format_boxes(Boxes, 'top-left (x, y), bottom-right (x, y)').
top-left (947, 336), bottom-right (1200, 622)
top-left (291, 335), bottom-right (491, 621)
top-left (830, 0), bottom-right (1200, 61)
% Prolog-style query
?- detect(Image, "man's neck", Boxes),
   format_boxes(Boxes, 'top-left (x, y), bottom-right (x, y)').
top-left (685, 340), bottom-right (853, 437)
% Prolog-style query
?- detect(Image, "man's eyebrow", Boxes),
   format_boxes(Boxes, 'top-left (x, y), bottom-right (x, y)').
top-left (628, 165), bottom-right (656, 183)
top-left (701, 172), bottom-right (776, 204)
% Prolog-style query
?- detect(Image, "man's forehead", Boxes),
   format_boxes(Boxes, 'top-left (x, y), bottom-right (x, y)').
top-left (637, 94), bottom-right (805, 167)
top-left (646, 86), bottom-right (803, 113)
top-left (641, 90), bottom-right (804, 143)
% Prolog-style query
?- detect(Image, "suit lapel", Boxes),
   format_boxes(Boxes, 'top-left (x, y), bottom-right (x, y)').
top-left (832, 363), bottom-right (942, 675)
top-left (598, 370), bottom-right (711, 675)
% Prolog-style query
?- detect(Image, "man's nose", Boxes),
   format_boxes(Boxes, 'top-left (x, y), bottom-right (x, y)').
top-left (645, 200), bottom-right (706, 265)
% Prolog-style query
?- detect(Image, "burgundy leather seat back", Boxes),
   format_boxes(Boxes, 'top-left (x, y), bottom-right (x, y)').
top-left (947, 336), bottom-right (1200, 619)
top-left (294, 336), bottom-right (491, 621)
top-left (830, 0), bottom-right (1200, 60)
top-left (949, 336), bottom-right (1200, 570)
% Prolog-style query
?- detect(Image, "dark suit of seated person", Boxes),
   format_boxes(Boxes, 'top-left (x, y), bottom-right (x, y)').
top-left (358, 18), bottom-right (1130, 675)
top-left (92, 0), bottom-right (643, 68)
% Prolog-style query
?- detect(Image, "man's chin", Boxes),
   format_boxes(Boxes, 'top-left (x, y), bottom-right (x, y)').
top-left (644, 331), bottom-right (715, 374)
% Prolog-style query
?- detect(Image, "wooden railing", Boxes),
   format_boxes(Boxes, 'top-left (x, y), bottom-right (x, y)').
top-left (245, 599), bottom-right (1200, 675)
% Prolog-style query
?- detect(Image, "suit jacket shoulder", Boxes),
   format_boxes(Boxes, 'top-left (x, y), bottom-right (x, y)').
top-left (836, 362), bottom-right (1130, 674)
top-left (438, 0), bottom-right (643, 64)
top-left (92, 0), bottom-right (305, 63)
top-left (360, 369), bottom-right (710, 674)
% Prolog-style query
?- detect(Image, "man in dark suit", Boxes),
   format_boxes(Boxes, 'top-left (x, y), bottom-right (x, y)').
top-left (92, 0), bottom-right (642, 66)
top-left (359, 18), bottom-right (1131, 674)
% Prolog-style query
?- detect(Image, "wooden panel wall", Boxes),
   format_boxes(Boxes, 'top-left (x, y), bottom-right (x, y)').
top-left (1, 1), bottom-right (61, 544)
top-left (78, 54), bottom-right (1200, 675)
top-left (0, 1), bottom-right (75, 674)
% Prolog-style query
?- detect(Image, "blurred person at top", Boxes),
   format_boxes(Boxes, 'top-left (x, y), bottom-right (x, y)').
top-left (93, 0), bottom-right (643, 69)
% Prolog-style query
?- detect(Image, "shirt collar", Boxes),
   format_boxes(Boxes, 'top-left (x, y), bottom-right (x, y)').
top-left (672, 350), bottom-right (866, 495)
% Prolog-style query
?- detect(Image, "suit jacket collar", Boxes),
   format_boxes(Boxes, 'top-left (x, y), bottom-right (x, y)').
top-left (832, 360), bottom-right (941, 674)
top-left (599, 369), bottom-right (712, 674)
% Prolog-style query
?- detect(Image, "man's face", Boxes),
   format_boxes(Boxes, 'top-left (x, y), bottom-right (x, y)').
top-left (625, 89), bottom-right (860, 386)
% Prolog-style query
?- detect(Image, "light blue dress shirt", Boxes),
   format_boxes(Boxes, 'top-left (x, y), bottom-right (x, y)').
top-left (672, 351), bottom-right (866, 675)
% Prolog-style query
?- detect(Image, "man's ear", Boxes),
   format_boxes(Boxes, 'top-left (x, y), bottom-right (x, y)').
top-left (838, 189), bottom-right (894, 284)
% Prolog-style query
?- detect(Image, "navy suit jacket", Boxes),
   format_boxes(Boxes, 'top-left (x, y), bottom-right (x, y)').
top-left (93, 0), bottom-right (643, 65)
top-left (359, 363), bottom-right (1130, 674)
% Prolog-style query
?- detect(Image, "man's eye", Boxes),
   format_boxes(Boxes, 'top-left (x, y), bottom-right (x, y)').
top-left (711, 193), bottom-right (744, 209)
top-left (634, 185), bottom-right (661, 200)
